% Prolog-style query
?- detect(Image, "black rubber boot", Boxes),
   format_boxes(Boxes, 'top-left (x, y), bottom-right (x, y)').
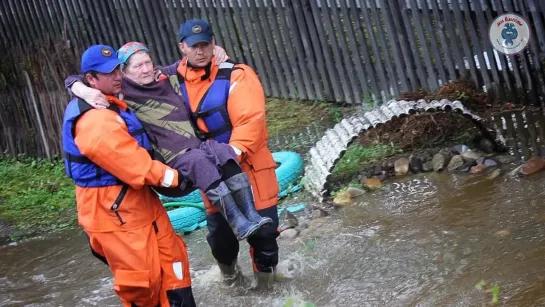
top-left (205, 182), bottom-right (260, 241)
top-left (224, 173), bottom-right (273, 229)
top-left (217, 260), bottom-right (249, 288)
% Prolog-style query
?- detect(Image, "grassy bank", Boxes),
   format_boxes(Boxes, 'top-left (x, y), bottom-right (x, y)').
top-left (0, 98), bottom-right (483, 240)
top-left (265, 98), bottom-right (343, 136)
top-left (0, 157), bottom-right (76, 239)
top-left (0, 99), bottom-right (348, 239)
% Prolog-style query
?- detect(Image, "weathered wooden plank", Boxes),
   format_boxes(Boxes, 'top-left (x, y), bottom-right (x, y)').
top-left (203, 0), bottom-right (225, 49)
top-left (19, 0), bottom-right (41, 42)
top-left (277, 0), bottom-right (307, 99)
top-left (450, 0), bottom-right (480, 85)
top-left (314, 2), bottom-right (353, 102)
top-left (300, 0), bottom-right (335, 100)
top-left (0, 1), bottom-right (18, 45)
top-left (134, 0), bottom-right (164, 64)
top-left (370, 0), bottom-right (399, 98)
top-left (230, 0), bottom-right (255, 69)
top-left (399, 1), bottom-right (428, 89)
top-left (361, 3), bottom-right (391, 101)
top-left (148, 0), bottom-right (172, 64)
top-left (238, 0), bottom-right (271, 96)
top-left (212, 0), bottom-right (237, 63)
top-left (74, 0), bottom-right (98, 44)
top-left (284, 1), bottom-right (314, 100)
top-left (460, 0), bottom-right (492, 91)
top-left (156, 0), bottom-right (180, 62)
top-left (221, 1), bottom-right (246, 62)
top-left (67, 0), bottom-right (93, 47)
top-left (47, 0), bottom-right (67, 42)
top-left (79, 1), bottom-right (102, 44)
top-left (526, 0), bottom-right (545, 94)
top-left (192, 0), bottom-right (210, 27)
top-left (247, 0), bottom-right (280, 98)
top-left (337, 0), bottom-right (367, 101)
top-left (165, 0), bottom-right (182, 41)
top-left (503, 112), bottom-right (522, 160)
top-left (525, 111), bottom-right (541, 155)
top-left (518, 0), bottom-right (545, 106)
top-left (513, 111), bottom-right (531, 159)
top-left (94, 0), bottom-right (118, 46)
top-left (42, 0), bottom-right (62, 42)
top-left (409, 0), bottom-right (439, 90)
top-left (112, 0), bottom-right (133, 44)
top-left (10, 0), bottom-right (34, 46)
top-left (31, 0), bottom-right (54, 41)
top-left (381, 0), bottom-right (410, 92)
top-left (86, 0), bottom-right (112, 44)
top-left (535, 111), bottom-right (545, 154)
top-left (527, 0), bottom-right (545, 54)
top-left (292, 0), bottom-right (323, 100)
top-left (385, 0), bottom-right (419, 90)
top-left (150, 0), bottom-right (177, 63)
top-left (48, 0), bottom-right (78, 60)
top-left (189, 0), bottom-right (201, 19)
top-left (120, 0), bottom-right (147, 47)
top-left (309, 0), bottom-right (343, 101)
top-left (257, 0), bottom-right (288, 98)
top-left (269, 0), bottom-right (298, 98)
top-left (472, 0), bottom-right (504, 96)
top-left (438, 0), bottom-right (466, 80)
top-left (428, 0), bottom-right (456, 83)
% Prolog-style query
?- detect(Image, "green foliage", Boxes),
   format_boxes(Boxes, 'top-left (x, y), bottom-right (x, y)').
top-left (283, 296), bottom-right (316, 307)
top-left (0, 156), bottom-right (76, 236)
top-left (266, 98), bottom-right (336, 137)
top-left (475, 279), bottom-right (501, 305)
top-left (332, 143), bottom-right (401, 178)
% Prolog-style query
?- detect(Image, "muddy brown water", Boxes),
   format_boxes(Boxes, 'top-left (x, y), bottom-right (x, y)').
top-left (2, 168), bottom-right (545, 306)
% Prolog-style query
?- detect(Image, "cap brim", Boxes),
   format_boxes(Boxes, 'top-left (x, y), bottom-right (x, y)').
top-left (184, 33), bottom-right (213, 47)
top-left (95, 58), bottom-right (121, 73)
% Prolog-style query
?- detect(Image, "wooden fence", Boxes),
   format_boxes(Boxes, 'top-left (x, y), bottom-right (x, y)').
top-left (2, 0), bottom-right (545, 157)
top-left (493, 108), bottom-right (545, 161)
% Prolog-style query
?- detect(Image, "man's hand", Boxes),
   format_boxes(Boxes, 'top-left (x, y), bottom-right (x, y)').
top-left (213, 45), bottom-right (228, 65)
top-left (71, 81), bottom-right (110, 109)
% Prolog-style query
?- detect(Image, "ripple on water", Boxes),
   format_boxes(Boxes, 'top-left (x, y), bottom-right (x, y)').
top-left (3, 172), bottom-right (545, 306)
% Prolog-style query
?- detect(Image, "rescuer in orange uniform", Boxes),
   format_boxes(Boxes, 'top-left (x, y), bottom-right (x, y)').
top-left (61, 45), bottom-right (195, 306)
top-left (175, 19), bottom-right (280, 288)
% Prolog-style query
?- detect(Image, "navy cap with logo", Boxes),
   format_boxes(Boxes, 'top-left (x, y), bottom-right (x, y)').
top-left (80, 44), bottom-right (121, 74)
top-left (178, 19), bottom-right (214, 46)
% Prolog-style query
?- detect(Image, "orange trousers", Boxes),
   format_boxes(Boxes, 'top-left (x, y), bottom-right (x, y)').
top-left (86, 210), bottom-right (192, 307)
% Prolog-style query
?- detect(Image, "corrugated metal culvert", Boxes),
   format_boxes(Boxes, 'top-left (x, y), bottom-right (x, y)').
top-left (303, 99), bottom-right (507, 201)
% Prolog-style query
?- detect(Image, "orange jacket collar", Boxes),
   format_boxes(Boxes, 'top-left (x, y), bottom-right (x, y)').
top-left (106, 95), bottom-right (128, 111)
top-left (177, 56), bottom-right (218, 83)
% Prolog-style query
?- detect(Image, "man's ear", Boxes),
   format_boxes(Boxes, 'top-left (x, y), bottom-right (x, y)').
top-left (84, 73), bottom-right (96, 86)
top-left (178, 42), bottom-right (186, 54)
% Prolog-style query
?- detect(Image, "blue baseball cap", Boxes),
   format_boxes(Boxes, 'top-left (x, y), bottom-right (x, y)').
top-left (178, 19), bottom-right (214, 46)
top-left (80, 45), bottom-right (121, 74)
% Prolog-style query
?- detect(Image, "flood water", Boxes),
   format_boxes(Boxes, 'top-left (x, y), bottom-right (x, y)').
top-left (2, 168), bottom-right (545, 306)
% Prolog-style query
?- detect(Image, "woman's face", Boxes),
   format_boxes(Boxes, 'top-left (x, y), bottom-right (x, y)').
top-left (123, 51), bottom-right (154, 85)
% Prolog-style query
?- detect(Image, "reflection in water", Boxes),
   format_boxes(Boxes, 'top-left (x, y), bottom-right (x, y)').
top-left (3, 171), bottom-right (545, 306)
